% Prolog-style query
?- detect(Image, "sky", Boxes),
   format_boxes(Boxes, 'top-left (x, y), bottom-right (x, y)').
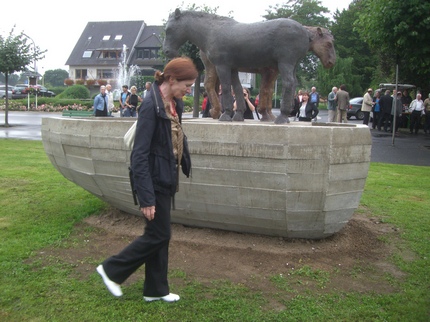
top-left (1, 0), bottom-right (350, 74)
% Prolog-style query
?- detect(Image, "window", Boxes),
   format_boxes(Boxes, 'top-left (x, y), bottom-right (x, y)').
top-left (137, 48), bottom-right (159, 59)
top-left (114, 35), bottom-right (123, 40)
top-left (97, 50), bottom-right (121, 59)
top-left (97, 69), bottom-right (114, 79)
top-left (75, 69), bottom-right (88, 79)
top-left (102, 35), bottom-right (110, 41)
top-left (82, 50), bottom-right (92, 58)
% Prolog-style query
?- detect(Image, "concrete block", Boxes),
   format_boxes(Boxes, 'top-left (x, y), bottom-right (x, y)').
top-left (41, 117), bottom-right (371, 239)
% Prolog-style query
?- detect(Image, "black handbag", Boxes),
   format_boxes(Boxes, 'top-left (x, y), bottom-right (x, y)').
top-left (181, 135), bottom-right (191, 178)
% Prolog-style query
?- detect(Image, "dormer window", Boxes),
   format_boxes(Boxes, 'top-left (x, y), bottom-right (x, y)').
top-left (82, 50), bottom-right (92, 58)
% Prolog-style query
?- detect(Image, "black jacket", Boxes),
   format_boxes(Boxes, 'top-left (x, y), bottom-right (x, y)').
top-left (379, 94), bottom-right (393, 114)
top-left (296, 101), bottom-right (319, 120)
top-left (131, 82), bottom-right (183, 207)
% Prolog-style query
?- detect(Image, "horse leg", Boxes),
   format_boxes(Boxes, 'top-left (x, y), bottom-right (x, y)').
top-left (231, 70), bottom-right (245, 122)
top-left (217, 66), bottom-right (234, 122)
top-left (201, 50), bottom-right (221, 119)
top-left (274, 63), bottom-right (295, 124)
top-left (259, 67), bottom-right (277, 122)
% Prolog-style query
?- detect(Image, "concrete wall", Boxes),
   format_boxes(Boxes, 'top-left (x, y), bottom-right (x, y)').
top-left (42, 117), bottom-right (371, 239)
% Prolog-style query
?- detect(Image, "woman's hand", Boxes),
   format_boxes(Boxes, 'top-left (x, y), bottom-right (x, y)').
top-left (141, 206), bottom-right (156, 221)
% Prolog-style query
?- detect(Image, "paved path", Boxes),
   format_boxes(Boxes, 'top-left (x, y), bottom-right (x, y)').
top-left (1, 111), bottom-right (429, 166)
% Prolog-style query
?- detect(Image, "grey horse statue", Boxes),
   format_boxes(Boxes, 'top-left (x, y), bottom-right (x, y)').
top-left (163, 9), bottom-right (336, 123)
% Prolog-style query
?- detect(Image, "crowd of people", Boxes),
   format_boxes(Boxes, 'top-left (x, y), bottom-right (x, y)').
top-left (94, 82), bottom-right (152, 117)
top-left (94, 81), bottom-right (430, 135)
top-left (320, 85), bottom-right (429, 135)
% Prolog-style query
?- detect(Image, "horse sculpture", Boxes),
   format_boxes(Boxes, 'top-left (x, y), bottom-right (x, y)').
top-left (163, 9), bottom-right (336, 123)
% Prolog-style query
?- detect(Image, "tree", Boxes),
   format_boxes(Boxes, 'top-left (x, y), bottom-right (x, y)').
top-left (263, 0), bottom-right (331, 86)
top-left (329, 0), bottom-right (379, 93)
top-left (317, 57), bottom-right (362, 97)
top-left (355, 0), bottom-right (430, 90)
top-left (0, 28), bottom-right (45, 126)
top-left (44, 69), bottom-right (69, 87)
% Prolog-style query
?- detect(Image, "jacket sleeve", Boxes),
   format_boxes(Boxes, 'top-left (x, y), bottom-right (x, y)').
top-left (131, 94), bottom-right (157, 208)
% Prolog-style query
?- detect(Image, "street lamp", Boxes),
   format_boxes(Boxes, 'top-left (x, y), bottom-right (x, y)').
top-left (22, 33), bottom-right (38, 110)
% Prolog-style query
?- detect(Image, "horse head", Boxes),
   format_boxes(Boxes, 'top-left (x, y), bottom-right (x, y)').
top-left (163, 9), bottom-right (187, 58)
top-left (306, 26), bottom-right (336, 69)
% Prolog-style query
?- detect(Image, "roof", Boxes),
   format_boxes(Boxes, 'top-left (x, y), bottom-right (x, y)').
top-left (65, 21), bottom-right (146, 67)
top-left (135, 25), bottom-right (163, 48)
top-left (378, 83), bottom-right (416, 91)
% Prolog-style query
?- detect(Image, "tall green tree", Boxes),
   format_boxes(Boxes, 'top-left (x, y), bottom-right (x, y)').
top-left (355, 0), bottom-right (430, 91)
top-left (317, 57), bottom-right (362, 97)
top-left (263, 0), bottom-right (331, 86)
top-left (0, 28), bottom-right (45, 126)
top-left (44, 69), bottom-right (69, 87)
top-left (328, 0), bottom-right (378, 95)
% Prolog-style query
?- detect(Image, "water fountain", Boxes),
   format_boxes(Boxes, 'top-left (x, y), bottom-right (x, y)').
top-left (114, 44), bottom-right (140, 99)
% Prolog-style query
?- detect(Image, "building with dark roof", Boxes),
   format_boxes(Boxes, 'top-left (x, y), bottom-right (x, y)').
top-left (66, 21), bottom-right (164, 86)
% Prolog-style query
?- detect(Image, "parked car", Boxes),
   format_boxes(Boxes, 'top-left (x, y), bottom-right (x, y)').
top-left (12, 84), bottom-right (30, 98)
top-left (347, 97), bottom-right (364, 120)
top-left (33, 85), bottom-right (56, 97)
top-left (0, 85), bottom-right (13, 99)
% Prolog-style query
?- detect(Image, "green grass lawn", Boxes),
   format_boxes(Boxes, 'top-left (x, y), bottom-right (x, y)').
top-left (0, 139), bottom-right (429, 321)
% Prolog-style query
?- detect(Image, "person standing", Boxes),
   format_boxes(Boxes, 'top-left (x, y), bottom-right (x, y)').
top-left (106, 84), bottom-right (114, 115)
top-left (409, 93), bottom-right (424, 135)
top-left (124, 86), bottom-right (142, 117)
top-left (378, 90), bottom-right (393, 132)
top-left (372, 90), bottom-right (381, 129)
top-left (335, 84), bottom-right (350, 123)
top-left (296, 91), bottom-right (318, 122)
top-left (233, 87), bottom-right (256, 119)
top-left (391, 91), bottom-right (403, 134)
top-left (309, 86), bottom-right (319, 110)
top-left (119, 85), bottom-right (130, 117)
top-left (361, 88), bottom-right (374, 126)
top-left (96, 57), bottom-right (198, 302)
top-left (142, 82), bottom-right (152, 99)
top-left (93, 85), bottom-right (109, 117)
top-left (327, 87), bottom-right (337, 122)
top-left (423, 93), bottom-right (430, 135)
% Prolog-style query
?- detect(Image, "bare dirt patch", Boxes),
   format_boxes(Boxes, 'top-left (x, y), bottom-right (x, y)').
top-left (34, 207), bottom-right (406, 298)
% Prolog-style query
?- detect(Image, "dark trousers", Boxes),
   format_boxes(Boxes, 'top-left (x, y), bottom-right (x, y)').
top-left (363, 111), bottom-right (370, 125)
top-left (372, 111), bottom-right (380, 129)
top-left (424, 111), bottom-right (430, 133)
top-left (378, 112), bottom-right (391, 131)
top-left (95, 107), bottom-right (108, 117)
top-left (390, 114), bottom-right (401, 133)
top-left (102, 192), bottom-right (171, 297)
top-left (410, 110), bottom-right (422, 134)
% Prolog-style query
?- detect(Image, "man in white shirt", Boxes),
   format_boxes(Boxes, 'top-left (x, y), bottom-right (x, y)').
top-left (409, 93), bottom-right (424, 135)
top-left (106, 84), bottom-right (114, 115)
top-left (142, 82), bottom-right (152, 99)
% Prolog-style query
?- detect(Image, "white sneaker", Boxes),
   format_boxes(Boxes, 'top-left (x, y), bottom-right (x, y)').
top-left (144, 293), bottom-right (180, 303)
top-left (96, 265), bottom-right (123, 297)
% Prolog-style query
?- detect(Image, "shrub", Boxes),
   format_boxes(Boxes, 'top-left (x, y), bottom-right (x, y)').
top-left (58, 85), bottom-right (91, 99)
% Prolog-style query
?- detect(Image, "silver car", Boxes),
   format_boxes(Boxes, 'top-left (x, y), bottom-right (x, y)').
top-left (0, 85), bottom-right (13, 99)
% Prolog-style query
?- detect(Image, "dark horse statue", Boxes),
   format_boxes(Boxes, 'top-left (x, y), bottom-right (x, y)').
top-left (163, 9), bottom-right (336, 124)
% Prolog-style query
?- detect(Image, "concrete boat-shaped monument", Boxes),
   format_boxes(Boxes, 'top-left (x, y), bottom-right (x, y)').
top-left (42, 117), bottom-right (371, 239)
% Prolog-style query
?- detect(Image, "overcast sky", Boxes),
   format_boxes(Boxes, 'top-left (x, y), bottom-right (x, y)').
top-left (2, 0), bottom-right (350, 73)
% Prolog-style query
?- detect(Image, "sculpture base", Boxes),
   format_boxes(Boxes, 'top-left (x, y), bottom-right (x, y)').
top-left (42, 117), bottom-right (371, 239)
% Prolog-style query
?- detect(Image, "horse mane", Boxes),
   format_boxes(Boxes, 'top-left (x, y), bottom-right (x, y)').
top-left (175, 9), bottom-right (237, 24)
